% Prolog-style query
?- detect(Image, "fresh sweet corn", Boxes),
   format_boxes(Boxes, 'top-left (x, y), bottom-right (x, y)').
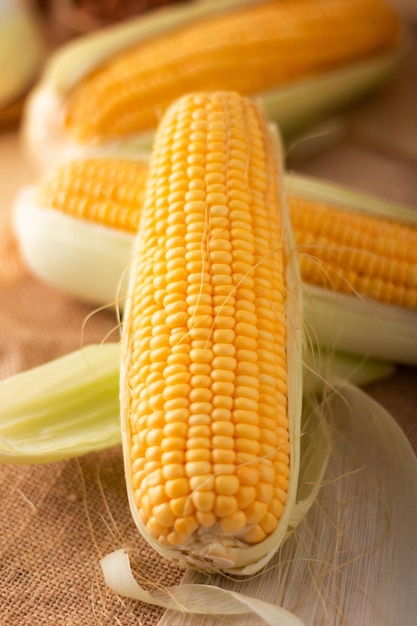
top-left (290, 195), bottom-right (417, 310)
top-left (14, 153), bottom-right (417, 366)
top-left (23, 0), bottom-right (402, 170)
top-left (119, 91), bottom-right (302, 573)
top-left (33, 157), bottom-right (417, 311)
top-left (63, 0), bottom-right (400, 142)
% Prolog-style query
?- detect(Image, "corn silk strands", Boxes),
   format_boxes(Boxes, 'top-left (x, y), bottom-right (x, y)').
top-left (101, 383), bottom-right (417, 625)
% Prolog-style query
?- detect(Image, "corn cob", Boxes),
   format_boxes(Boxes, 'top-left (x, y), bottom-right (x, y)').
top-left (14, 154), bottom-right (417, 364)
top-left (291, 194), bottom-right (417, 310)
top-left (33, 158), bottom-right (417, 310)
top-left (117, 91), bottom-right (302, 573)
top-left (23, 0), bottom-right (402, 170)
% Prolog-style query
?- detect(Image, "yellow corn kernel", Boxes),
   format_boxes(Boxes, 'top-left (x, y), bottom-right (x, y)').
top-left (64, 0), bottom-right (399, 143)
top-left (289, 195), bottom-right (417, 309)
top-left (36, 158), bottom-right (147, 232)
top-left (36, 156), bottom-right (417, 311)
top-left (121, 91), bottom-right (289, 560)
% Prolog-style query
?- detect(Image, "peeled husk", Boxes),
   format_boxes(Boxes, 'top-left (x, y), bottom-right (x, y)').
top-left (0, 343), bottom-right (121, 464)
top-left (13, 187), bottom-right (133, 308)
top-left (101, 382), bottom-right (417, 625)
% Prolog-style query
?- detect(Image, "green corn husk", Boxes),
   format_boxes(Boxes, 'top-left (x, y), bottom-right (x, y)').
top-left (0, 343), bottom-right (121, 464)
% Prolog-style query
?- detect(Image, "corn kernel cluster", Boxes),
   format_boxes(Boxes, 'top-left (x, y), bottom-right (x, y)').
top-left (124, 92), bottom-right (289, 547)
top-left (64, 0), bottom-right (399, 142)
top-left (37, 158), bottom-right (147, 232)
top-left (290, 196), bottom-right (417, 309)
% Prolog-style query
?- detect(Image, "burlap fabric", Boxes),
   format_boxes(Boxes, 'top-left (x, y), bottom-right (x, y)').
top-left (0, 132), bottom-right (185, 625)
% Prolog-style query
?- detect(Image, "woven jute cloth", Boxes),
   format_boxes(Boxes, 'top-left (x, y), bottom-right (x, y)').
top-left (0, 257), bottom-right (186, 626)
top-left (0, 131), bottom-right (184, 625)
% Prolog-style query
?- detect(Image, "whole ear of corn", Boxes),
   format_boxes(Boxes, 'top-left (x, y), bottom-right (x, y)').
top-left (22, 0), bottom-right (402, 171)
top-left (119, 91), bottom-right (303, 573)
top-left (14, 156), bottom-right (417, 365)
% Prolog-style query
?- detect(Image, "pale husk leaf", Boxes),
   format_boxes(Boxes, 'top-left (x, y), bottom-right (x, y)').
top-left (0, 343), bottom-right (121, 463)
top-left (303, 284), bottom-right (417, 366)
top-left (0, 342), bottom-right (393, 465)
top-left (101, 548), bottom-right (304, 626)
top-left (101, 382), bottom-right (417, 626)
top-left (13, 188), bottom-right (133, 307)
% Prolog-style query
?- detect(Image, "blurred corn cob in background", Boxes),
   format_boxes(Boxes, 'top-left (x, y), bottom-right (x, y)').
top-left (22, 0), bottom-right (403, 171)
top-left (13, 154), bottom-right (417, 365)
